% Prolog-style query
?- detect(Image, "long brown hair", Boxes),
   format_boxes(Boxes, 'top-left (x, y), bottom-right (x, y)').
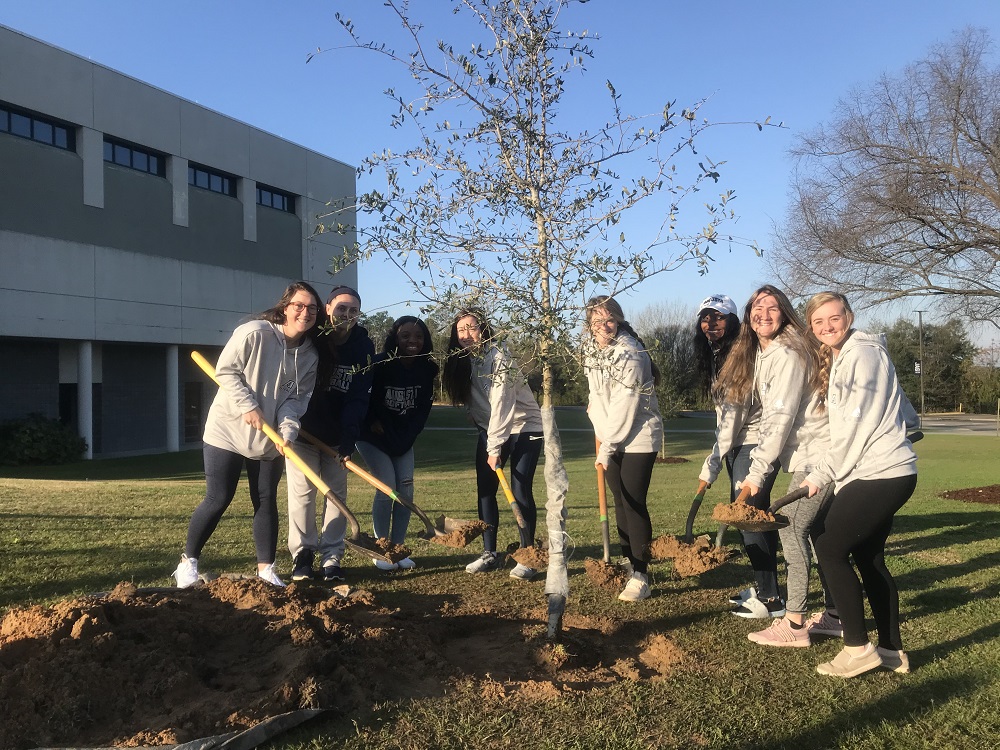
top-left (441, 308), bottom-right (498, 405)
top-left (257, 281), bottom-right (327, 342)
top-left (585, 295), bottom-right (661, 386)
top-left (805, 291), bottom-right (855, 408)
top-left (714, 284), bottom-right (819, 404)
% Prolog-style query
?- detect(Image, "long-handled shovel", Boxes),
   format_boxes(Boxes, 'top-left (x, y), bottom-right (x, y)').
top-left (682, 480), bottom-right (710, 544)
top-left (298, 429), bottom-right (484, 548)
top-left (191, 351), bottom-right (399, 564)
top-left (495, 467), bottom-right (528, 531)
top-left (595, 437), bottom-right (612, 563)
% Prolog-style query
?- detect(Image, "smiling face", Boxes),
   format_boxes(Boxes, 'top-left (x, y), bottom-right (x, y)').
top-left (810, 299), bottom-right (853, 354)
top-left (282, 290), bottom-right (319, 342)
top-left (455, 315), bottom-right (482, 350)
top-left (326, 293), bottom-right (361, 340)
top-left (396, 322), bottom-right (425, 358)
top-left (749, 293), bottom-right (784, 346)
top-left (699, 310), bottom-right (729, 343)
top-left (589, 306), bottom-right (619, 349)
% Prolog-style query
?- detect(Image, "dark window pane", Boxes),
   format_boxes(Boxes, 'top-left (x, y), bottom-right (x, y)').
top-left (54, 127), bottom-right (68, 149)
top-left (210, 174), bottom-right (222, 192)
top-left (33, 120), bottom-right (53, 144)
top-left (0, 108), bottom-right (7, 132)
top-left (11, 112), bottom-right (31, 137)
top-left (149, 154), bottom-right (160, 175)
top-left (196, 169), bottom-right (209, 189)
top-left (104, 140), bottom-right (114, 161)
top-left (259, 189), bottom-right (270, 205)
top-left (256, 187), bottom-right (263, 204)
top-left (132, 151), bottom-right (148, 172)
top-left (275, 194), bottom-right (285, 210)
top-left (188, 166), bottom-right (195, 184)
top-left (114, 143), bottom-right (131, 166)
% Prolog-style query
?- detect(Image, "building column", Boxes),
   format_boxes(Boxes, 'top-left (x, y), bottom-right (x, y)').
top-left (80, 127), bottom-right (104, 209)
top-left (239, 177), bottom-right (257, 242)
top-left (168, 156), bottom-right (189, 227)
top-left (166, 345), bottom-right (180, 452)
top-left (78, 341), bottom-right (93, 459)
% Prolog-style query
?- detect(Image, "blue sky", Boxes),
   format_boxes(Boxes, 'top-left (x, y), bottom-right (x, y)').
top-left (4, 0), bottom-right (999, 336)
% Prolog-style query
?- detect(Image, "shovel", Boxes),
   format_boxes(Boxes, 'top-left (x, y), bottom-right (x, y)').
top-left (682, 480), bottom-right (710, 544)
top-left (496, 466), bottom-right (534, 549)
top-left (595, 438), bottom-right (612, 563)
top-left (191, 351), bottom-right (398, 564)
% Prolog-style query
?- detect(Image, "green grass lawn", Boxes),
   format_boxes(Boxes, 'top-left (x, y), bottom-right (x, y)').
top-left (1, 408), bottom-right (998, 749)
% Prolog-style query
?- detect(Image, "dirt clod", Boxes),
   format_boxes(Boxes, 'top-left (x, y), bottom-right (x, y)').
top-left (649, 534), bottom-right (730, 577)
top-left (711, 501), bottom-right (775, 524)
top-left (373, 537), bottom-right (412, 562)
top-left (584, 558), bottom-right (631, 592)
top-left (510, 546), bottom-right (548, 569)
top-left (429, 519), bottom-right (489, 548)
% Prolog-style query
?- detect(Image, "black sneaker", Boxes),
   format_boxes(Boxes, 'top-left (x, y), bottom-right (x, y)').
top-left (322, 564), bottom-right (345, 582)
top-left (291, 550), bottom-right (315, 581)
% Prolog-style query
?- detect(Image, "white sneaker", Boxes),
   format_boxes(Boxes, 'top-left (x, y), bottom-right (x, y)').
top-left (258, 563), bottom-right (286, 587)
top-left (618, 572), bottom-right (651, 601)
top-left (509, 563), bottom-right (536, 580)
top-left (396, 557), bottom-right (417, 570)
top-left (173, 554), bottom-right (199, 588)
top-left (729, 586), bottom-right (756, 605)
top-left (465, 551), bottom-right (500, 573)
top-left (373, 559), bottom-right (399, 571)
top-left (731, 596), bottom-right (785, 619)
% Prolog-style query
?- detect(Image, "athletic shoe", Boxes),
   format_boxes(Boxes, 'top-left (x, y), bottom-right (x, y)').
top-left (258, 563), bottom-right (286, 588)
top-left (729, 586), bottom-right (756, 605)
top-left (173, 554), bottom-right (199, 589)
top-left (731, 596), bottom-right (786, 619)
top-left (465, 551), bottom-right (500, 573)
top-left (618, 572), bottom-right (651, 601)
top-left (373, 559), bottom-right (399, 571)
top-left (291, 550), bottom-right (315, 581)
top-left (323, 561), bottom-right (344, 581)
top-left (877, 647), bottom-right (910, 673)
top-left (396, 557), bottom-right (417, 570)
top-left (509, 563), bottom-right (536, 580)
top-left (748, 617), bottom-right (810, 647)
top-left (816, 644), bottom-right (882, 678)
top-left (805, 610), bottom-right (844, 638)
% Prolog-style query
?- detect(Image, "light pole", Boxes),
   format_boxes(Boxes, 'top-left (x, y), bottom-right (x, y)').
top-left (916, 310), bottom-right (926, 426)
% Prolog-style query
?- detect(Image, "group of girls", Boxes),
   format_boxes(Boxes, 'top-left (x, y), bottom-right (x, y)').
top-left (698, 286), bottom-right (918, 678)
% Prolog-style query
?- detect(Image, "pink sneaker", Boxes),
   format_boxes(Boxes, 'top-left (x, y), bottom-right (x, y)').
top-left (805, 610), bottom-right (844, 638)
top-left (747, 617), bottom-right (810, 647)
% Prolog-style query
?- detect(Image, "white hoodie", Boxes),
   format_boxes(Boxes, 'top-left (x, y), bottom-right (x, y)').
top-left (202, 320), bottom-right (319, 460)
top-left (804, 331), bottom-right (917, 491)
top-left (467, 343), bottom-right (543, 456)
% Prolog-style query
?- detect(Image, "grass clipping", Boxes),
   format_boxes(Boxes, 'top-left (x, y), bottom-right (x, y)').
top-left (649, 534), bottom-right (729, 577)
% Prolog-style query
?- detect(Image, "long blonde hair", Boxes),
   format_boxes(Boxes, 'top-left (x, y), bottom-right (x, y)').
top-left (804, 291), bottom-right (855, 408)
top-left (714, 285), bottom-right (820, 404)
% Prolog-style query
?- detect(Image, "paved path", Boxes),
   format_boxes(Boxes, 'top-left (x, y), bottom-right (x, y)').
top-left (918, 413), bottom-right (1000, 436)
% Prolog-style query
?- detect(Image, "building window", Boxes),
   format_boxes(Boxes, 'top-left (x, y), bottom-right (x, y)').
top-left (0, 102), bottom-right (75, 151)
top-left (188, 164), bottom-right (236, 197)
top-left (257, 185), bottom-right (296, 213)
top-left (102, 137), bottom-right (165, 176)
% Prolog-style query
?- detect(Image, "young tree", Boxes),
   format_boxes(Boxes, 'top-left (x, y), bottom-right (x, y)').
top-left (317, 0), bottom-right (769, 632)
top-left (770, 28), bottom-right (1000, 326)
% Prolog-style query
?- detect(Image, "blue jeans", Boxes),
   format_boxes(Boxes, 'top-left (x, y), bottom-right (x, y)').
top-left (725, 443), bottom-right (781, 601)
top-left (356, 441), bottom-right (414, 546)
top-left (476, 429), bottom-right (542, 551)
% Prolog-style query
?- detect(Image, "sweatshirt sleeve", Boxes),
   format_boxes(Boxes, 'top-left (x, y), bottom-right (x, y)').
top-left (700, 401), bottom-right (747, 484)
top-left (805, 346), bottom-right (890, 488)
top-left (215, 327), bottom-right (261, 415)
top-left (745, 348), bottom-right (807, 488)
top-left (485, 346), bottom-right (520, 456)
top-left (594, 346), bottom-right (644, 467)
top-left (275, 344), bottom-right (318, 444)
top-left (339, 338), bottom-right (375, 456)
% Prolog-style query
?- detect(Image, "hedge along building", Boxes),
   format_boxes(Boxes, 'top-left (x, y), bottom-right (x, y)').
top-left (0, 25), bottom-right (357, 458)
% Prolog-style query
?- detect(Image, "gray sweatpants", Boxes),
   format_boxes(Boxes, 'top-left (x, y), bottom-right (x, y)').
top-left (778, 471), bottom-right (835, 614)
top-left (286, 441), bottom-right (348, 566)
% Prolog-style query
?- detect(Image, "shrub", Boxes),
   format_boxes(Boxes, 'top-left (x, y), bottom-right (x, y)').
top-left (0, 414), bottom-right (87, 465)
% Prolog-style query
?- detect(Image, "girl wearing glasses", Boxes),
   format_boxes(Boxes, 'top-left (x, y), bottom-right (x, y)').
top-left (442, 308), bottom-right (543, 579)
top-left (173, 281), bottom-right (323, 588)
top-left (584, 295), bottom-right (663, 602)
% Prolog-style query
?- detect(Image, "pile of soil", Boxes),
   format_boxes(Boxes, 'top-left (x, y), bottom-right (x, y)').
top-left (429, 517), bottom-right (489, 548)
top-left (711, 501), bottom-right (775, 525)
top-left (583, 558), bottom-right (631, 592)
top-left (649, 535), bottom-right (730, 578)
top-left (510, 546), bottom-right (549, 569)
top-left (371, 537), bottom-right (411, 562)
top-left (1, 576), bottom-right (685, 749)
top-left (654, 456), bottom-right (689, 464)
top-left (941, 484), bottom-right (1000, 505)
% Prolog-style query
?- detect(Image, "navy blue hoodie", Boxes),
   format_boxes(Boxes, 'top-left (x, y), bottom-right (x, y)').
top-left (298, 324), bottom-right (374, 456)
top-left (360, 353), bottom-right (438, 456)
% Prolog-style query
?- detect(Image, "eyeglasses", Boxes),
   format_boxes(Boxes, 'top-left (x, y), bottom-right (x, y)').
top-left (287, 302), bottom-right (318, 314)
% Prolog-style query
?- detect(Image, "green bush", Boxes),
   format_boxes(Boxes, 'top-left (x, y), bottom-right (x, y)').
top-left (0, 414), bottom-right (87, 465)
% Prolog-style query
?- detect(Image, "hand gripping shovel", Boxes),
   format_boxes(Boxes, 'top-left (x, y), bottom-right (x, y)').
top-left (298, 429), bottom-right (485, 548)
top-left (191, 351), bottom-right (398, 564)
top-left (595, 437), bottom-right (612, 563)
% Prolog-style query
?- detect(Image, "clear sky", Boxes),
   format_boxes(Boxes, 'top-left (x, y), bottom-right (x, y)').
top-left (4, 0), bottom-right (999, 336)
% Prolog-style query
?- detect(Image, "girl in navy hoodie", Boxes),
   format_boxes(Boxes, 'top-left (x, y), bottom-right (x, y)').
top-left (286, 285), bottom-right (374, 582)
top-left (357, 316), bottom-right (439, 570)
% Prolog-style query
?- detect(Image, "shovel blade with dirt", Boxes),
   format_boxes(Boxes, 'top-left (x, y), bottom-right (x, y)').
top-left (191, 351), bottom-right (399, 565)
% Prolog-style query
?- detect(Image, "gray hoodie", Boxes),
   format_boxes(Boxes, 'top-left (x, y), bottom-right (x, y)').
top-left (468, 343), bottom-right (543, 456)
top-left (585, 332), bottom-right (663, 467)
top-left (804, 331), bottom-right (917, 491)
top-left (700, 398), bottom-right (761, 486)
top-left (202, 320), bottom-right (319, 460)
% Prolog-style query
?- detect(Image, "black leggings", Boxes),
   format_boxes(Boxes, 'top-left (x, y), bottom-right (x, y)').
top-left (185, 444), bottom-right (284, 564)
top-left (813, 474), bottom-right (917, 649)
top-left (476, 430), bottom-right (542, 551)
top-left (605, 451), bottom-right (657, 574)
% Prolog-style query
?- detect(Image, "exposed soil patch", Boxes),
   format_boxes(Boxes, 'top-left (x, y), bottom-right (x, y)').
top-left (428, 519), bottom-right (489, 548)
top-left (510, 546), bottom-right (549, 569)
top-left (0, 576), bottom-right (686, 749)
top-left (372, 537), bottom-right (412, 562)
top-left (711, 501), bottom-right (775, 525)
top-left (583, 558), bottom-right (631, 592)
top-left (655, 456), bottom-right (689, 464)
top-left (941, 484), bottom-right (1000, 505)
top-left (649, 534), bottom-right (730, 578)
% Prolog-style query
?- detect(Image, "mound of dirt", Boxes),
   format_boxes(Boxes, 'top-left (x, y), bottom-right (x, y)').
top-left (654, 456), bottom-right (689, 464)
top-left (583, 558), bottom-right (631, 592)
top-left (711, 502), bottom-right (775, 524)
top-left (510, 546), bottom-right (549, 569)
top-left (649, 535), bottom-right (730, 577)
top-left (0, 576), bottom-right (686, 749)
top-left (941, 485), bottom-right (1000, 505)
top-left (428, 519), bottom-right (489, 548)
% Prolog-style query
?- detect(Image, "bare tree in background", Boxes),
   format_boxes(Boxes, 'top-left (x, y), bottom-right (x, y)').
top-left (770, 28), bottom-right (1000, 327)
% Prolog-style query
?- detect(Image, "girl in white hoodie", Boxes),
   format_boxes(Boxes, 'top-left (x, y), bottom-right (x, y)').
top-left (803, 291), bottom-right (918, 678)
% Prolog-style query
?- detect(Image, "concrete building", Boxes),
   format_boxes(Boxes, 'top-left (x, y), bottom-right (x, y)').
top-left (0, 25), bottom-right (358, 458)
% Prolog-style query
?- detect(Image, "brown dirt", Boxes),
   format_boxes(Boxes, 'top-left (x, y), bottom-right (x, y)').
top-left (649, 534), bottom-right (730, 578)
top-left (583, 558), bottom-right (631, 592)
top-left (941, 484), bottom-right (1000, 504)
top-left (510, 546), bottom-right (549, 569)
top-left (428, 519), bottom-right (489, 548)
top-left (0, 574), bottom-right (687, 749)
top-left (654, 456), bottom-right (689, 464)
top-left (372, 537), bottom-right (412, 563)
top-left (711, 501), bottom-right (775, 524)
